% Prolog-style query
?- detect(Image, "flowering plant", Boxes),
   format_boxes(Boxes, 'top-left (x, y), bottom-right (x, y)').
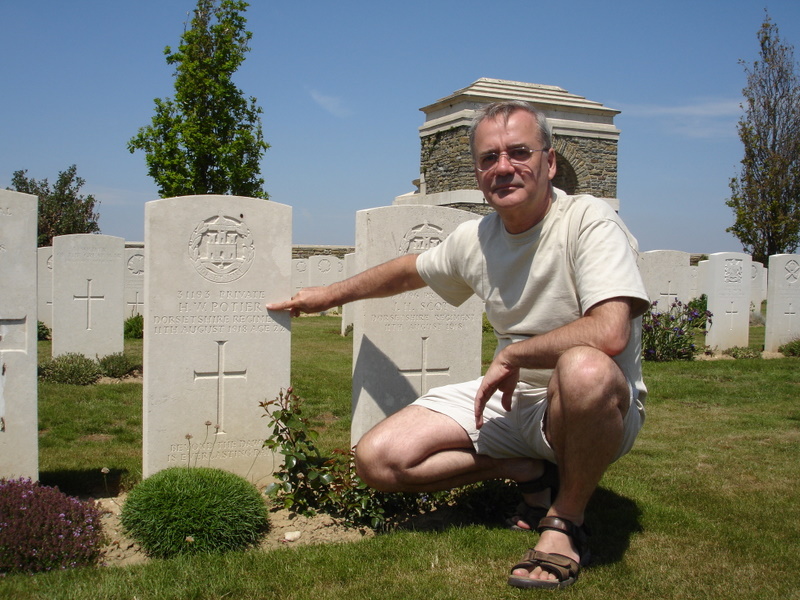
top-left (0, 478), bottom-right (104, 574)
top-left (641, 299), bottom-right (713, 361)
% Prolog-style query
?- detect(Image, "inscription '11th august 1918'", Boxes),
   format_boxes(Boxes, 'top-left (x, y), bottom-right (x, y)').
top-left (152, 289), bottom-right (283, 335)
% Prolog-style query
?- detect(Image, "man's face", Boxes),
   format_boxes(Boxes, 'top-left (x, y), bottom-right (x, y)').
top-left (473, 110), bottom-right (556, 233)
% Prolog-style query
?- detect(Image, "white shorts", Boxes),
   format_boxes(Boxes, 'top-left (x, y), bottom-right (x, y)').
top-left (412, 377), bottom-right (644, 463)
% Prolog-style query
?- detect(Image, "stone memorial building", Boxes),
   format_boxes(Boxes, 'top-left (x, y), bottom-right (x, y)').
top-left (395, 77), bottom-right (621, 212)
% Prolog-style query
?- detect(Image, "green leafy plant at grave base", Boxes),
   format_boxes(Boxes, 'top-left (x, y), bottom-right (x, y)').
top-left (120, 467), bottom-right (269, 559)
top-left (642, 299), bottom-right (713, 362)
top-left (39, 353), bottom-right (102, 385)
top-left (37, 321), bottom-right (51, 341)
top-left (97, 352), bottom-right (138, 379)
top-left (261, 388), bottom-right (337, 516)
top-left (778, 337), bottom-right (800, 357)
top-left (124, 314), bottom-right (144, 339)
top-left (723, 346), bottom-right (763, 359)
top-left (687, 294), bottom-right (710, 329)
top-left (261, 388), bottom-right (455, 530)
top-left (0, 478), bottom-right (104, 574)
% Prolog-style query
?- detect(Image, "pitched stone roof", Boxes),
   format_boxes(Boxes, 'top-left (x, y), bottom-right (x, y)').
top-left (419, 78), bottom-right (620, 140)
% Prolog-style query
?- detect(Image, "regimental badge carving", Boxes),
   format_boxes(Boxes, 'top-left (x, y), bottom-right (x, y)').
top-left (724, 258), bottom-right (743, 284)
top-left (295, 260), bottom-right (307, 273)
top-left (188, 215), bottom-right (254, 283)
top-left (127, 253), bottom-right (144, 276)
top-left (318, 258), bottom-right (332, 273)
top-left (786, 259), bottom-right (800, 284)
top-left (398, 222), bottom-right (444, 255)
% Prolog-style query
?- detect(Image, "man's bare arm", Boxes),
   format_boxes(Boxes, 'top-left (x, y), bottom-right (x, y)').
top-left (474, 297), bottom-right (633, 427)
top-left (266, 254), bottom-right (426, 316)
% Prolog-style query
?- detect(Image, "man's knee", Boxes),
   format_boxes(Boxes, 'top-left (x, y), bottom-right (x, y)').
top-left (353, 426), bottom-right (394, 490)
top-left (551, 346), bottom-right (628, 412)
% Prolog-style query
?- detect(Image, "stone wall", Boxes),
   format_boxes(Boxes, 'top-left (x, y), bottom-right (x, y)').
top-left (292, 245), bottom-right (354, 260)
top-left (420, 125), bottom-right (618, 199)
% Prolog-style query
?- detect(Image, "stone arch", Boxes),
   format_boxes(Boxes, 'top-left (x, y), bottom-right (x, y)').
top-left (551, 139), bottom-right (589, 195)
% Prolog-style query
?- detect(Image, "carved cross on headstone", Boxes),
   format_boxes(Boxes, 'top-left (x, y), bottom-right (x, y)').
top-left (785, 302), bottom-right (797, 332)
top-left (73, 279), bottom-right (105, 331)
top-left (398, 336), bottom-right (450, 394)
top-left (193, 340), bottom-right (247, 433)
top-left (127, 291), bottom-right (143, 317)
top-left (725, 301), bottom-right (739, 331)
top-left (659, 280), bottom-right (678, 307)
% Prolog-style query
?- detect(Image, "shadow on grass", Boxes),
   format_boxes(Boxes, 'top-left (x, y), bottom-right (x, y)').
top-left (393, 481), bottom-right (642, 567)
top-left (39, 467), bottom-right (130, 499)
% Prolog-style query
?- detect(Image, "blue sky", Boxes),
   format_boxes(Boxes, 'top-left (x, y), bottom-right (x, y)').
top-left (2, 0), bottom-right (799, 255)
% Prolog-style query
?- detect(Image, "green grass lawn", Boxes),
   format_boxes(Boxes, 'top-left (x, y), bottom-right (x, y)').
top-left (4, 318), bottom-right (799, 599)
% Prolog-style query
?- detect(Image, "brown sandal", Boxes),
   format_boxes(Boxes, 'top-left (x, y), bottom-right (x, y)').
top-left (507, 516), bottom-right (590, 589)
top-left (506, 461), bottom-right (559, 531)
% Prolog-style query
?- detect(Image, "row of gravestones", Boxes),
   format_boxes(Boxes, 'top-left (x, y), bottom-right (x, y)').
top-left (639, 249), bottom-right (800, 352)
top-left (2, 189), bottom-right (799, 486)
top-left (38, 244), bottom-right (145, 331)
top-left (0, 191), bottom-right (483, 485)
top-left (37, 242), bottom-right (346, 339)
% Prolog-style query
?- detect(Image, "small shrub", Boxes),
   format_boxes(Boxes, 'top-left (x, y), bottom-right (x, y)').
top-left (261, 388), bottom-right (337, 517)
top-left (723, 346), bottom-right (762, 359)
top-left (97, 352), bottom-right (137, 379)
top-left (124, 314), bottom-right (144, 339)
top-left (642, 299), bottom-right (713, 362)
top-left (39, 353), bottom-right (101, 385)
top-left (687, 294), bottom-right (710, 329)
top-left (120, 467), bottom-right (269, 559)
top-left (37, 321), bottom-right (51, 341)
top-left (0, 478), bottom-right (104, 574)
top-left (262, 388), bottom-right (455, 530)
top-left (779, 338), bottom-right (800, 357)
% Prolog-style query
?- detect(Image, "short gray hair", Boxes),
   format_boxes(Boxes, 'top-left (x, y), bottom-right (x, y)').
top-left (468, 101), bottom-right (552, 157)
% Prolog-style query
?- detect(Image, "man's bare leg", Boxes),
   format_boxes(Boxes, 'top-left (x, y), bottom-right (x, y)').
top-left (513, 345), bottom-right (630, 583)
top-left (355, 405), bottom-right (546, 493)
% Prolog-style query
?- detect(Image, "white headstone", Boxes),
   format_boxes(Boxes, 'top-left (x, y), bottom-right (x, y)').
top-left (764, 254), bottom-right (800, 352)
top-left (340, 253), bottom-right (355, 336)
top-left (292, 258), bottom-right (309, 296)
top-left (37, 246), bottom-right (53, 329)
top-left (0, 190), bottom-right (38, 479)
top-left (125, 243), bottom-right (145, 318)
top-left (704, 252), bottom-right (752, 351)
top-left (638, 250), bottom-right (692, 308)
top-left (351, 205), bottom-right (483, 446)
top-left (750, 261), bottom-right (767, 314)
top-left (143, 196), bottom-right (291, 486)
top-left (51, 234), bottom-right (125, 358)
top-left (307, 255), bottom-right (345, 287)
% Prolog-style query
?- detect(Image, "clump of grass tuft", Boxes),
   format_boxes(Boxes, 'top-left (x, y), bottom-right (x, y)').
top-left (39, 353), bottom-right (102, 385)
top-left (120, 467), bottom-right (269, 559)
top-left (722, 345), bottom-right (762, 359)
top-left (97, 352), bottom-right (138, 379)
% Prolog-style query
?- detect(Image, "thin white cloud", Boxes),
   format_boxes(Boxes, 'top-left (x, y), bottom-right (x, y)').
top-left (620, 99), bottom-right (742, 118)
top-left (309, 89), bottom-right (352, 118)
top-left (617, 98), bottom-right (743, 139)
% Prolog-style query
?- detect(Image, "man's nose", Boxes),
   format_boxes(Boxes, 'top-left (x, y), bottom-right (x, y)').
top-left (494, 153), bottom-right (515, 174)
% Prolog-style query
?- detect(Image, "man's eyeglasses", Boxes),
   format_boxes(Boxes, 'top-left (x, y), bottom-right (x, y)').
top-left (475, 146), bottom-right (549, 172)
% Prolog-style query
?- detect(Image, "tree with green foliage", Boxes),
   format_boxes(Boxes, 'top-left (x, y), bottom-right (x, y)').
top-left (727, 12), bottom-right (800, 264)
top-left (8, 165), bottom-right (100, 247)
top-left (128, 0), bottom-right (268, 199)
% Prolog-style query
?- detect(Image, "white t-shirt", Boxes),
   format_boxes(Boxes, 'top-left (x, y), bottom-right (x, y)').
top-left (416, 187), bottom-right (650, 401)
